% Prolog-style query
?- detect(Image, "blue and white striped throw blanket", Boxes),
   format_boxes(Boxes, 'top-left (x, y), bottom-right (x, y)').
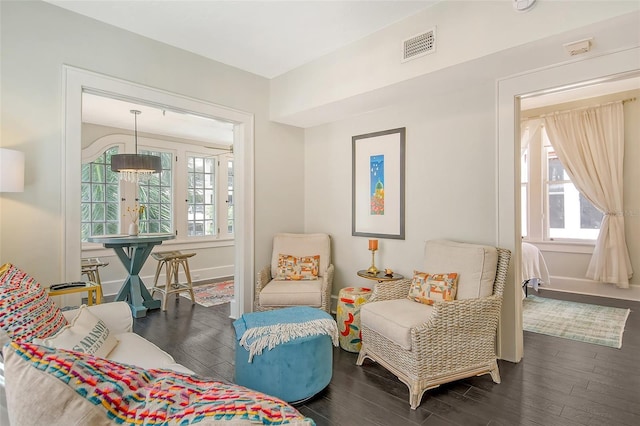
top-left (233, 306), bottom-right (338, 362)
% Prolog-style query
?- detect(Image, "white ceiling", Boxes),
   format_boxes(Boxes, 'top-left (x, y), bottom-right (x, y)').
top-left (54, 0), bottom-right (439, 143)
top-left (46, 0), bottom-right (439, 79)
top-left (82, 92), bottom-right (236, 145)
top-left (62, 1), bottom-right (638, 142)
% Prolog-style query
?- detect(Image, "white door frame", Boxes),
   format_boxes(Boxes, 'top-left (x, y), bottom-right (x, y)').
top-left (62, 65), bottom-right (254, 318)
top-left (496, 47), bottom-right (640, 362)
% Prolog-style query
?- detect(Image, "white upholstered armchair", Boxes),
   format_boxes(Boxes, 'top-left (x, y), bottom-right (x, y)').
top-left (255, 233), bottom-right (334, 313)
top-left (357, 240), bottom-right (511, 409)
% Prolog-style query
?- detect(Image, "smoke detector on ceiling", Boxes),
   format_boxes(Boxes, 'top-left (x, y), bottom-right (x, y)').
top-left (513, 0), bottom-right (536, 12)
top-left (402, 27), bottom-right (436, 63)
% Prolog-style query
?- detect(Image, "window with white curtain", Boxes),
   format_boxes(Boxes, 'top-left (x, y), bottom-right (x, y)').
top-left (522, 127), bottom-right (602, 241)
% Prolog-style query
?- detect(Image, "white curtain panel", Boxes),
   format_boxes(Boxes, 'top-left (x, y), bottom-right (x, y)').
top-left (544, 101), bottom-right (632, 287)
top-left (520, 118), bottom-right (542, 157)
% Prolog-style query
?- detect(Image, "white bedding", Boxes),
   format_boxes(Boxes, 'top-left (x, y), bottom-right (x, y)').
top-left (521, 242), bottom-right (550, 294)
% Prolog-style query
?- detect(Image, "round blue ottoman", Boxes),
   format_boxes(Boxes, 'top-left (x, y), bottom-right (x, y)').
top-left (233, 306), bottom-right (337, 403)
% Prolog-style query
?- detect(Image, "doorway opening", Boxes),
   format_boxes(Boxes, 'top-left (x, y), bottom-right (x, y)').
top-left (80, 90), bottom-right (236, 301)
top-left (63, 66), bottom-right (255, 318)
top-left (497, 47), bottom-right (639, 363)
top-left (518, 73), bottom-right (640, 297)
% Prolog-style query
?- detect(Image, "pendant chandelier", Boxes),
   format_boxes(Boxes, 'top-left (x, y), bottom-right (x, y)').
top-left (110, 110), bottom-right (162, 182)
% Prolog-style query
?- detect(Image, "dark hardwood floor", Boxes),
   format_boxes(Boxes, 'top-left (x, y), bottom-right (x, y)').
top-left (132, 290), bottom-right (640, 426)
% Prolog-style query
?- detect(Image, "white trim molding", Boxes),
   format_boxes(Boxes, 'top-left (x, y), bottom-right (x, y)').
top-left (497, 47), bottom-right (640, 363)
top-left (545, 276), bottom-right (640, 302)
top-left (63, 65), bottom-right (254, 319)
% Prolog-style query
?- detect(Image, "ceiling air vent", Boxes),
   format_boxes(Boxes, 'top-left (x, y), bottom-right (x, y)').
top-left (402, 27), bottom-right (436, 63)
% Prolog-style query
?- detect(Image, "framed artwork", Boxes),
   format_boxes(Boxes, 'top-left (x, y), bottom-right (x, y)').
top-left (352, 127), bottom-right (405, 239)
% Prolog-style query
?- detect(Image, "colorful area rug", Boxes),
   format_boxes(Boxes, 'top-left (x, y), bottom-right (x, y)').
top-left (181, 280), bottom-right (234, 307)
top-left (523, 295), bottom-right (630, 348)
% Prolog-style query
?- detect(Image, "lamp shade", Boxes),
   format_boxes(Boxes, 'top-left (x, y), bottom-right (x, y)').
top-left (110, 153), bottom-right (162, 173)
top-left (0, 148), bottom-right (25, 192)
top-left (110, 109), bottom-right (162, 182)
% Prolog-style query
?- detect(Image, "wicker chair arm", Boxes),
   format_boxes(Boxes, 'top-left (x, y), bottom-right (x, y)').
top-left (256, 265), bottom-right (271, 294)
top-left (411, 294), bottom-right (503, 350)
top-left (369, 278), bottom-right (412, 302)
top-left (323, 264), bottom-right (335, 291)
top-left (321, 264), bottom-right (335, 313)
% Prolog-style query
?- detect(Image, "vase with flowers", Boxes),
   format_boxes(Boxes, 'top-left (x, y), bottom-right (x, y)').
top-left (126, 204), bottom-right (145, 236)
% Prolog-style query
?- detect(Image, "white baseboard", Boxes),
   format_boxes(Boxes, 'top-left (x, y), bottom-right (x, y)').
top-left (544, 276), bottom-right (640, 301)
top-left (228, 299), bottom-right (238, 320)
top-left (326, 278), bottom-right (640, 312)
top-left (101, 264), bottom-right (234, 297)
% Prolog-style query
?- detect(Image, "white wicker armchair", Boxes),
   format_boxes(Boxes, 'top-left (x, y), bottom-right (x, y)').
top-left (356, 240), bottom-right (511, 409)
top-left (255, 233), bottom-right (334, 313)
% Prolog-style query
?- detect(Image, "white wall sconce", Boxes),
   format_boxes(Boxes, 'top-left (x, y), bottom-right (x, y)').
top-left (0, 148), bottom-right (25, 192)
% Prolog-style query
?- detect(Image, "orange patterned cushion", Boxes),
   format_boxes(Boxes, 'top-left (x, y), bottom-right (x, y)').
top-left (275, 254), bottom-right (320, 281)
top-left (407, 271), bottom-right (458, 305)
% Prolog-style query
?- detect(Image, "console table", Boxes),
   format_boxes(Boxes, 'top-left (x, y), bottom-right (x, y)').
top-left (88, 234), bottom-right (175, 318)
top-left (48, 281), bottom-right (102, 306)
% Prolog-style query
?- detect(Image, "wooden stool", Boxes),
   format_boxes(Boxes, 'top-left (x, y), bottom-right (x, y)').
top-left (151, 251), bottom-right (196, 311)
top-left (80, 257), bottom-right (108, 303)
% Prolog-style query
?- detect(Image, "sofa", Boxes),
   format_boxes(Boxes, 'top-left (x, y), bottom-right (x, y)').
top-left (0, 263), bottom-right (313, 425)
top-left (1, 302), bottom-right (195, 425)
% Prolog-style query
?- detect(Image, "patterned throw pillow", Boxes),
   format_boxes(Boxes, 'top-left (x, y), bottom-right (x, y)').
top-left (4, 341), bottom-right (314, 426)
top-left (276, 254), bottom-right (320, 281)
top-left (35, 305), bottom-right (119, 358)
top-left (407, 271), bottom-right (459, 305)
top-left (0, 263), bottom-right (68, 342)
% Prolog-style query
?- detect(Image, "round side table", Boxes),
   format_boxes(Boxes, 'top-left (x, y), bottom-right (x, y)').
top-left (337, 287), bottom-right (372, 352)
top-left (357, 269), bottom-right (404, 283)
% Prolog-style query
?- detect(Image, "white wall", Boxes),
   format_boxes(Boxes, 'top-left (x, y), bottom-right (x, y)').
top-left (0, 1), bottom-right (305, 289)
top-left (305, 81), bottom-right (498, 296)
top-left (303, 10), bottom-right (640, 362)
top-left (272, 0), bottom-right (640, 127)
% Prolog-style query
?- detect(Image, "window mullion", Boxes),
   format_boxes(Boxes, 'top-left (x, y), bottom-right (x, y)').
top-left (121, 180), bottom-right (135, 234)
top-left (528, 128), bottom-right (545, 241)
top-left (217, 157), bottom-right (227, 239)
top-left (175, 152), bottom-right (187, 240)
top-left (186, 152), bottom-right (216, 238)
